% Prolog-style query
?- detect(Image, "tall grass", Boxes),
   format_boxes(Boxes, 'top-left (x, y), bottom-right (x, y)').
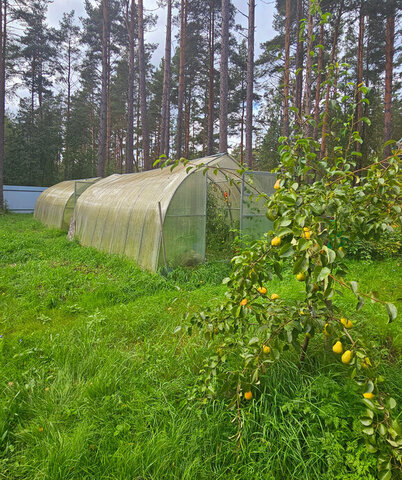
top-left (0, 214), bottom-right (400, 479)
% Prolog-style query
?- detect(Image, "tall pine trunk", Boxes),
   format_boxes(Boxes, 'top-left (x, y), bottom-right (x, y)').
top-left (384, 0), bottom-right (395, 158)
top-left (219, 0), bottom-right (229, 153)
top-left (0, 0), bottom-right (5, 210)
top-left (207, 0), bottom-right (215, 155)
top-left (282, 0), bottom-right (290, 138)
top-left (320, 0), bottom-right (344, 160)
top-left (137, 0), bottom-right (150, 170)
top-left (355, 1), bottom-right (365, 166)
top-left (303, 0), bottom-right (314, 137)
top-left (97, 0), bottom-right (109, 177)
top-left (245, 0), bottom-right (255, 168)
top-left (313, 21), bottom-right (324, 140)
top-left (295, 0), bottom-right (304, 127)
top-left (160, 0), bottom-right (171, 158)
top-left (64, 38), bottom-right (72, 179)
top-left (176, 0), bottom-right (187, 158)
top-left (126, 0), bottom-right (136, 173)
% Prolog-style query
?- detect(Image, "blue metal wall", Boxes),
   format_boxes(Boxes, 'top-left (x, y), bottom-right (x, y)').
top-left (4, 185), bottom-right (46, 213)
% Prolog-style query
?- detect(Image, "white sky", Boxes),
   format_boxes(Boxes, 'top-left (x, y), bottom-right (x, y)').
top-left (47, 0), bottom-right (277, 65)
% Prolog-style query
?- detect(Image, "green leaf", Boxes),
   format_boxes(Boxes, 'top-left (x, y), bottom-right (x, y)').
top-left (356, 296), bottom-right (365, 311)
top-left (362, 427), bottom-right (374, 435)
top-left (386, 397), bottom-right (396, 410)
top-left (378, 424), bottom-right (387, 436)
top-left (326, 248), bottom-right (336, 264)
top-left (274, 262), bottom-right (283, 280)
top-left (293, 255), bottom-right (307, 274)
top-left (366, 381), bottom-right (374, 394)
top-left (365, 443), bottom-right (377, 453)
top-left (248, 336), bottom-right (260, 346)
top-left (385, 303), bottom-right (397, 323)
top-left (317, 267), bottom-right (331, 282)
top-left (363, 398), bottom-right (376, 410)
top-left (360, 418), bottom-right (373, 427)
top-left (279, 244), bottom-right (294, 258)
top-left (350, 281), bottom-right (358, 294)
top-left (378, 471), bottom-right (392, 480)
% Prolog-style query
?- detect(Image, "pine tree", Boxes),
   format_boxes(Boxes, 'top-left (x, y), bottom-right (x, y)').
top-left (160, 0), bottom-right (172, 159)
top-left (55, 11), bottom-right (81, 180)
top-left (0, 0), bottom-right (6, 208)
top-left (219, 0), bottom-right (229, 153)
top-left (245, 0), bottom-right (255, 168)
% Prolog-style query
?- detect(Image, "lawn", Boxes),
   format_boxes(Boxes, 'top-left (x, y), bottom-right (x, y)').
top-left (0, 214), bottom-right (401, 480)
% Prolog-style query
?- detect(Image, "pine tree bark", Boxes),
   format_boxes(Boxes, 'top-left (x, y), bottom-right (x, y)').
top-left (106, 47), bottom-right (111, 173)
top-left (355, 1), bottom-right (365, 165)
top-left (219, 0), bottom-right (229, 153)
top-left (176, 0), bottom-right (187, 158)
top-left (320, 0), bottom-right (344, 160)
top-left (245, 0), bottom-right (255, 168)
top-left (313, 21), bottom-right (324, 141)
top-left (384, 0), bottom-right (395, 159)
top-left (282, 0), bottom-right (291, 138)
top-left (97, 0), bottom-right (109, 177)
top-left (0, 0), bottom-right (5, 210)
top-left (137, 0), bottom-right (150, 170)
top-left (126, 0), bottom-right (136, 173)
top-left (303, 0), bottom-right (314, 137)
top-left (207, 0), bottom-right (215, 155)
top-left (184, 92), bottom-right (191, 158)
top-left (160, 0), bottom-right (172, 159)
top-left (295, 0), bottom-right (304, 127)
top-left (64, 38), bottom-right (72, 179)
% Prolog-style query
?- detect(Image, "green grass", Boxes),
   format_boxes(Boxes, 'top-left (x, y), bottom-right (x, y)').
top-left (0, 214), bottom-right (401, 479)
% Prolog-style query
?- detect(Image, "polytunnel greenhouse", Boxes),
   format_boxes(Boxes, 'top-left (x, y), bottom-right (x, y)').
top-left (34, 154), bottom-right (276, 271)
top-left (34, 178), bottom-right (99, 230)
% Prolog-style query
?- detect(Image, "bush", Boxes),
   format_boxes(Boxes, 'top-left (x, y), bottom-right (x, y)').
top-left (347, 230), bottom-right (402, 261)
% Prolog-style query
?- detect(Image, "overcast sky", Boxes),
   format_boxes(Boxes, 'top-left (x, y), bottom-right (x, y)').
top-left (47, 0), bottom-right (277, 65)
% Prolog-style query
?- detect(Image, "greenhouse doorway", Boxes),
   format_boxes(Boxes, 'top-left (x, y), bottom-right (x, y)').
top-left (205, 176), bottom-right (241, 261)
top-left (205, 170), bottom-right (276, 261)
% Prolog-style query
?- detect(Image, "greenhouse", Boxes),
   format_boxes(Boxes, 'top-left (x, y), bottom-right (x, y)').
top-left (34, 178), bottom-right (99, 230)
top-left (34, 154), bottom-right (276, 271)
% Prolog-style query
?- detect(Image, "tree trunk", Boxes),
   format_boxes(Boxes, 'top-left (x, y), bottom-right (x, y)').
top-left (355, 1), bottom-right (365, 167)
top-left (245, 0), bottom-right (255, 168)
top-left (320, 0), bottom-right (344, 160)
top-left (176, 0), bottom-right (187, 158)
top-left (0, 0), bottom-right (5, 210)
top-left (97, 0), bottom-right (109, 177)
top-left (303, 0), bottom-right (314, 137)
top-left (384, 0), bottom-right (395, 158)
top-left (137, 0), bottom-right (150, 170)
top-left (64, 39), bottom-right (72, 180)
top-left (126, 0), bottom-right (135, 173)
top-left (207, 0), bottom-right (215, 155)
top-left (240, 87), bottom-right (245, 165)
top-left (160, 0), bottom-right (172, 159)
top-left (184, 91), bottom-right (191, 158)
top-left (313, 21), bottom-right (324, 141)
top-left (282, 0), bottom-right (291, 138)
top-left (295, 0), bottom-right (304, 128)
top-left (219, 0), bottom-right (229, 153)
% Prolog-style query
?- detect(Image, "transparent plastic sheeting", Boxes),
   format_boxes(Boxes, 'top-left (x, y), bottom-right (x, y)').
top-left (74, 154), bottom-right (241, 271)
top-left (240, 171), bottom-right (276, 241)
top-left (34, 178), bottom-right (99, 230)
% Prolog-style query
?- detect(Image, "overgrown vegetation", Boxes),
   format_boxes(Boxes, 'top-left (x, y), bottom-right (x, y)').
top-left (0, 214), bottom-right (400, 479)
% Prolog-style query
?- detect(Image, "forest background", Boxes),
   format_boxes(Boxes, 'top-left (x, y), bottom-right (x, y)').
top-left (0, 0), bottom-right (400, 209)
